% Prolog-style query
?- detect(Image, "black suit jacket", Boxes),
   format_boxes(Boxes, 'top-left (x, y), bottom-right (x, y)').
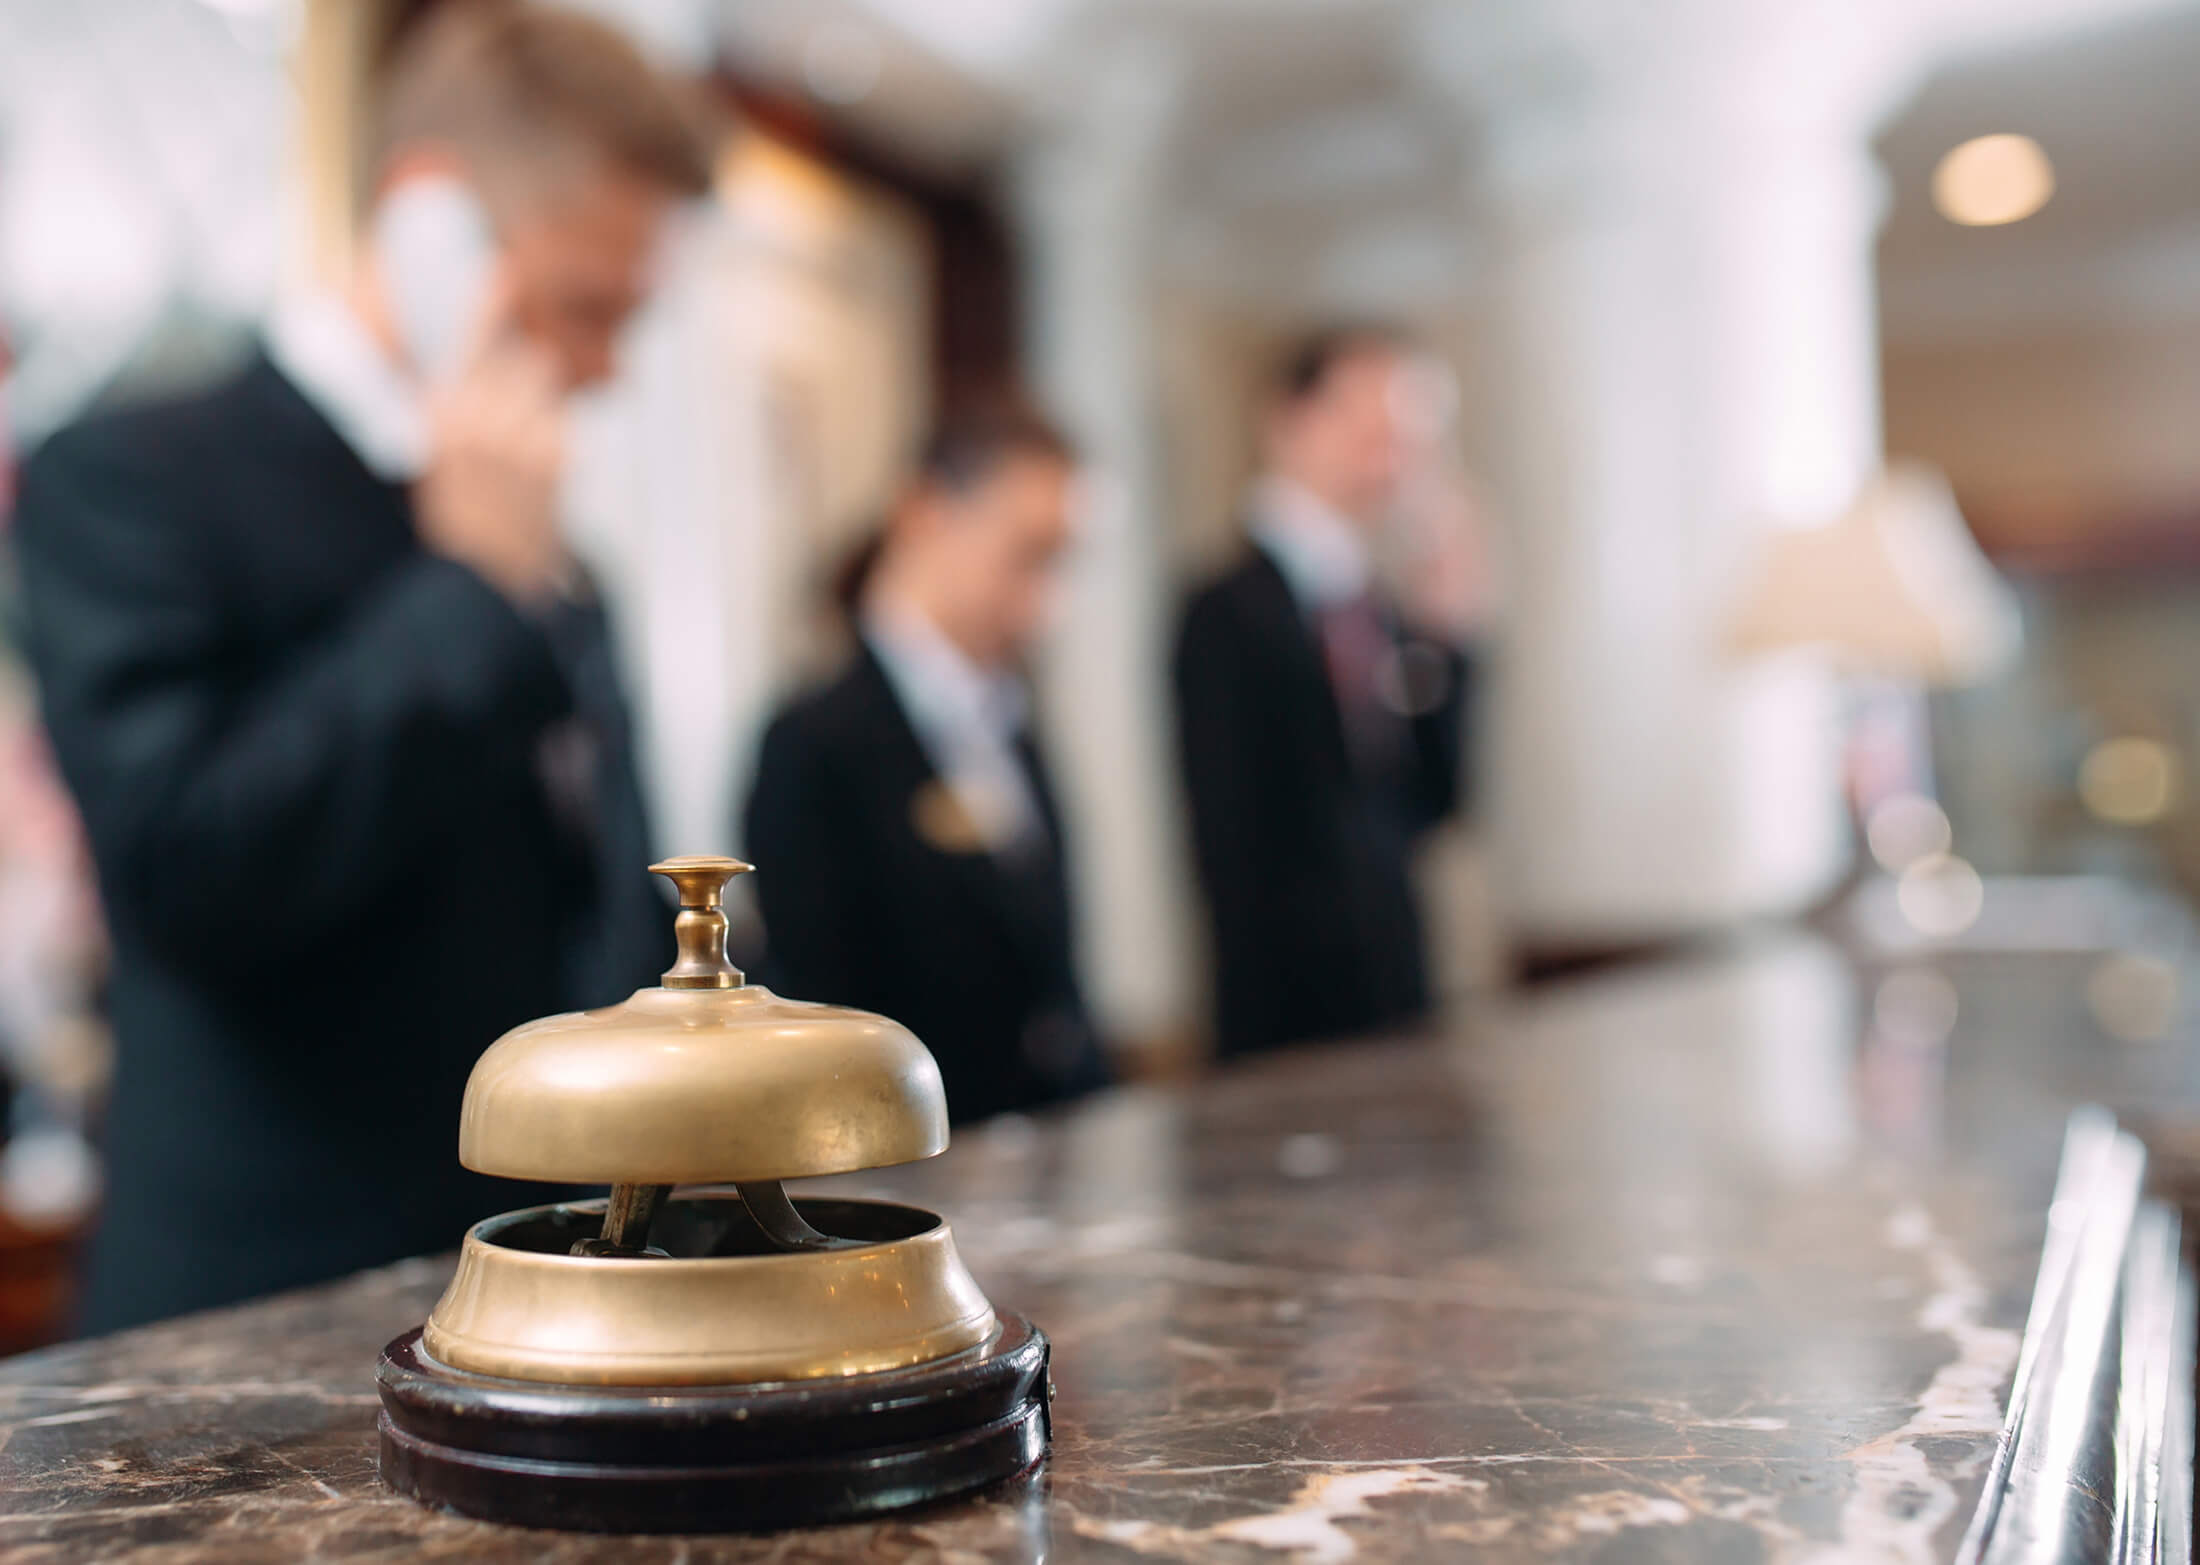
top-left (13, 353), bottom-right (667, 1332)
top-left (742, 646), bottom-right (1108, 1124)
top-left (1173, 548), bottom-right (1471, 1057)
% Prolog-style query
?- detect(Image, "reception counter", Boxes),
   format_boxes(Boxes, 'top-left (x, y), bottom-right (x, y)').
top-left (2, 931), bottom-right (2192, 1562)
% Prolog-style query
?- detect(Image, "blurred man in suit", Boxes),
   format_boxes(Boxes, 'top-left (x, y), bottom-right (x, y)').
top-left (1175, 329), bottom-right (1478, 1058)
top-left (13, 2), bottom-right (709, 1330)
top-left (744, 408), bottom-right (1110, 1124)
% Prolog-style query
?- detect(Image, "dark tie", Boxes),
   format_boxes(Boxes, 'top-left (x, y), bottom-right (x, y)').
top-left (535, 584), bottom-right (650, 1006)
top-left (1318, 593), bottom-right (1404, 774)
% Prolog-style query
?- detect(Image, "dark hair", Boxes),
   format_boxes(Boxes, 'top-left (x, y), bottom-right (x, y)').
top-left (833, 403), bottom-right (1074, 612)
top-left (1275, 325), bottom-right (1411, 405)
top-left (915, 403), bottom-right (1074, 492)
top-left (374, 1), bottom-right (716, 203)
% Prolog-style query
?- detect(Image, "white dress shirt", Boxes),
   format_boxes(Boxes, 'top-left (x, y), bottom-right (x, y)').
top-left (861, 595), bottom-right (1043, 854)
top-left (264, 291), bottom-right (428, 484)
top-left (1247, 474), bottom-right (1373, 614)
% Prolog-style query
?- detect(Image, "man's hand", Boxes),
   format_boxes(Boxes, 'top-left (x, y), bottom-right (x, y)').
top-left (412, 276), bottom-right (571, 609)
top-left (1397, 468), bottom-right (1496, 646)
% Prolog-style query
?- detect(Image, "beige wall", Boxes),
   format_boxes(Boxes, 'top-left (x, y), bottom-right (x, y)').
top-left (1152, 288), bottom-right (1268, 577)
top-left (710, 133), bottom-right (932, 683)
top-left (567, 128), bottom-right (930, 867)
top-left (1884, 321), bottom-right (2200, 544)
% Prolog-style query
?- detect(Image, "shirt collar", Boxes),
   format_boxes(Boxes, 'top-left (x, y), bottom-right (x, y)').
top-left (1248, 474), bottom-right (1372, 610)
top-left (861, 594), bottom-right (1028, 747)
top-left (264, 291), bottom-right (427, 483)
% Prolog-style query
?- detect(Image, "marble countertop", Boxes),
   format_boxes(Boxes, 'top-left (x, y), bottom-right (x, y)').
top-left (4, 930), bottom-right (2193, 1563)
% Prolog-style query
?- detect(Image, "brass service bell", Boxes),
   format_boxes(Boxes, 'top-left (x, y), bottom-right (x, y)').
top-left (376, 857), bottom-right (1051, 1533)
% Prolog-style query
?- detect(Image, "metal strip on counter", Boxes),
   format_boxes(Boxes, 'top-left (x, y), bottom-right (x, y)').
top-left (1959, 1107), bottom-right (2195, 1565)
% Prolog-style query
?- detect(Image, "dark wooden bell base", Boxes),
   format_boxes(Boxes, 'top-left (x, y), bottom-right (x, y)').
top-left (376, 1314), bottom-right (1050, 1534)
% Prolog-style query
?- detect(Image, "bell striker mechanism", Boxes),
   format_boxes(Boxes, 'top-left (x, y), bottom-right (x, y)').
top-left (375, 856), bottom-right (1051, 1533)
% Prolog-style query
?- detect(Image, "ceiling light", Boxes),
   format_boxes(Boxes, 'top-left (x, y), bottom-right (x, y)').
top-left (1932, 134), bottom-right (2054, 227)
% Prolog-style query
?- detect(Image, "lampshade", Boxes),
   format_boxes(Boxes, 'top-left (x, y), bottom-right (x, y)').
top-left (1725, 463), bottom-right (2021, 686)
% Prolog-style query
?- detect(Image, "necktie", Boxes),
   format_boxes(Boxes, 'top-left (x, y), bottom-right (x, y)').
top-left (535, 581), bottom-right (649, 1006)
top-left (1319, 593), bottom-right (1404, 773)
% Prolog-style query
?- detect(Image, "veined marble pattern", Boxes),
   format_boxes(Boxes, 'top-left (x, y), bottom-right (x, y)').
top-left (2, 936), bottom-right (2184, 1562)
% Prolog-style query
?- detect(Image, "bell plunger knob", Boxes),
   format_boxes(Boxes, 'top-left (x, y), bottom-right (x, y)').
top-left (651, 856), bottom-right (751, 990)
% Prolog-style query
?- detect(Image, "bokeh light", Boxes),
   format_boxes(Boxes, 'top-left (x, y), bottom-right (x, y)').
top-left (1865, 792), bottom-right (1953, 872)
top-left (1932, 133), bottom-right (2054, 226)
top-left (1896, 853), bottom-right (1986, 937)
top-left (2078, 736), bottom-right (2178, 826)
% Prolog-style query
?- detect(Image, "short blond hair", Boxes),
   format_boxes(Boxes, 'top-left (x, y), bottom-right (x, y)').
top-left (372, 1), bottom-right (714, 205)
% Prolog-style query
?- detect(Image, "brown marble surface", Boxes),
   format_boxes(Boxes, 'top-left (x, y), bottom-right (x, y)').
top-left (3, 931), bottom-right (2193, 1562)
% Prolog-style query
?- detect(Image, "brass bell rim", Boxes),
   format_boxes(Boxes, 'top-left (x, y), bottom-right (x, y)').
top-left (415, 1327), bottom-right (1003, 1386)
top-left (398, 1311), bottom-right (1035, 1398)
top-left (423, 1193), bottom-right (998, 1386)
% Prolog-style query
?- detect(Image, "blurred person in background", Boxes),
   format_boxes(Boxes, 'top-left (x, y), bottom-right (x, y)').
top-left (744, 407), bottom-right (1111, 1123)
top-left (1175, 328), bottom-right (1481, 1058)
top-left (2, 324), bottom-right (112, 1349)
top-left (11, 1), bottom-right (710, 1332)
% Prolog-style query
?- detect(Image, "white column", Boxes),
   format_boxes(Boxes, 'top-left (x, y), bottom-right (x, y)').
top-left (1425, 5), bottom-right (1917, 949)
top-left (1012, 38), bottom-right (1194, 1045)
